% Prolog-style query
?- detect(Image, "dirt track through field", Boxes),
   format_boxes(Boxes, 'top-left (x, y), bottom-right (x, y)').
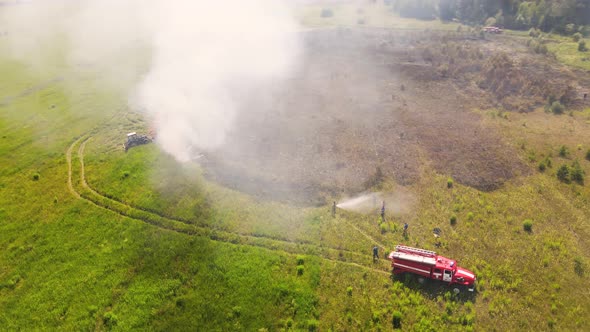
top-left (66, 136), bottom-right (392, 275)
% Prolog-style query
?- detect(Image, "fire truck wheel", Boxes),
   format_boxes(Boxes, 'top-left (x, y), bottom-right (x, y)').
top-left (453, 287), bottom-right (461, 294)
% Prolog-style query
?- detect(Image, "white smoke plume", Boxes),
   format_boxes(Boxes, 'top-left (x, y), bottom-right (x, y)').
top-left (1, 0), bottom-right (301, 162)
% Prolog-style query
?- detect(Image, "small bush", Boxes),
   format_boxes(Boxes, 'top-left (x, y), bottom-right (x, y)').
top-left (103, 312), bottom-right (118, 327)
top-left (579, 40), bottom-right (588, 52)
top-left (551, 101), bottom-right (565, 114)
top-left (545, 157), bottom-right (553, 168)
top-left (447, 178), bottom-right (453, 188)
top-left (559, 145), bottom-right (568, 158)
top-left (346, 286), bottom-right (353, 296)
top-left (538, 161), bottom-right (547, 172)
top-left (585, 149), bottom-right (590, 161)
top-left (450, 215), bottom-right (457, 225)
top-left (523, 219), bottom-right (533, 232)
top-left (32, 173), bottom-right (40, 181)
top-left (571, 160), bottom-right (585, 185)
top-left (467, 212), bottom-right (474, 221)
top-left (121, 171), bottom-right (130, 179)
top-left (320, 8), bottom-right (333, 18)
top-left (296, 255), bottom-right (305, 265)
top-left (285, 318), bottom-right (294, 328)
top-left (392, 311), bottom-right (402, 329)
top-left (307, 319), bottom-right (319, 332)
top-left (573, 32), bottom-right (583, 42)
top-left (557, 164), bottom-right (571, 183)
top-left (574, 257), bottom-right (585, 276)
top-left (297, 265), bottom-right (304, 276)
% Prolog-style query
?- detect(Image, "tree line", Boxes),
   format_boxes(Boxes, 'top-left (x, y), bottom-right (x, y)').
top-left (387, 0), bottom-right (590, 35)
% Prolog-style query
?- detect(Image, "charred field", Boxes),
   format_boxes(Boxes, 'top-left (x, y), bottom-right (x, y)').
top-left (203, 27), bottom-right (589, 205)
top-left (2, 3), bottom-right (590, 332)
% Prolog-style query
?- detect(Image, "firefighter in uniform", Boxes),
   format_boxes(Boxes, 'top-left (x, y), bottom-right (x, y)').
top-left (372, 245), bottom-right (379, 262)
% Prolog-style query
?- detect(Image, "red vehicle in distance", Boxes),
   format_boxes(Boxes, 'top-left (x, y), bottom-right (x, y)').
top-left (388, 245), bottom-right (476, 293)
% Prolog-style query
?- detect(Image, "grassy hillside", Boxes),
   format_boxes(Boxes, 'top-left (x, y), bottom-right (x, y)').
top-left (1, 3), bottom-right (590, 332)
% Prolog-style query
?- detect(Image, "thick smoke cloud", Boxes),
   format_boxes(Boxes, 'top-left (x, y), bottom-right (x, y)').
top-left (1, 0), bottom-right (301, 162)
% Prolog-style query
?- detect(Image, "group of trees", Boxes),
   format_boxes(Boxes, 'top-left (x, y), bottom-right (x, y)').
top-left (388, 0), bottom-right (590, 34)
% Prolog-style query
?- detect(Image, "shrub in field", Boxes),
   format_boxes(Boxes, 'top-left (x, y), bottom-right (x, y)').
top-left (32, 173), bottom-right (40, 181)
top-left (392, 311), bottom-right (402, 329)
top-left (307, 319), bottom-right (319, 331)
top-left (570, 160), bottom-right (585, 185)
top-left (559, 145), bottom-right (568, 157)
top-left (103, 312), bottom-right (118, 327)
top-left (557, 165), bottom-right (570, 183)
top-left (447, 178), bottom-right (453, 188)
top-left (551, 101), bottom-right (565, 114)
top-left (320, 8), bottom-right (333, 18)
top-left (545, 157), bottom-right (553, 168)
top-left (579, 40), bottom-right (587, 52)
top-left (285, 318), bottom-right (294, 328)
top-left (346, 286), bottom-right (352, 296)
top-left (450, 215), bottom-right (457, 225)
top-left (538, 161), bottom-right (547, 172)
top-left (586, 149), bottom-right (590, 161)
top-left (121, 171), bottom-right (130, 179)
top-left (523, 219), bottom-right (533, 232)
top-left (296, 255), bottom-right (305, 265)
top-left (297, 265), bottom-right (304, 276)
top-left (467, 212), bottom-right (474, 221)
top-left (573, 32), bottom-right (583, 42)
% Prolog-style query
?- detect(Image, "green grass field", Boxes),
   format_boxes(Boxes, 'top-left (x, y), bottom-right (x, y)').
top-left (1, 4), bottom-right (590, 331)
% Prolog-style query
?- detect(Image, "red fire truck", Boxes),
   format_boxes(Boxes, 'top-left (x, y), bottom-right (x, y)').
top-left (388, 245), bottom-right (476, 293)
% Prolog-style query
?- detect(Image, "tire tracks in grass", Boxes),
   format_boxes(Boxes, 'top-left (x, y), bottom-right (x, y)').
top-left (67, 136), bottom-right (393, 275)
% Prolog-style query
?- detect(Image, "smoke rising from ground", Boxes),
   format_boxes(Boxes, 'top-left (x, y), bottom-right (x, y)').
top-left (1, 0), bottom-right (301, 162)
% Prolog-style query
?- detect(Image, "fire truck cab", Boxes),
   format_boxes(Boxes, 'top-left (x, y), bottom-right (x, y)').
top-left (388, 245), bottom-right (476, 293)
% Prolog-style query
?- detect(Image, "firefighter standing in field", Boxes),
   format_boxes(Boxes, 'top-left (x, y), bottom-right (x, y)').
top-left (372, 245), bottom-right (379, 262)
